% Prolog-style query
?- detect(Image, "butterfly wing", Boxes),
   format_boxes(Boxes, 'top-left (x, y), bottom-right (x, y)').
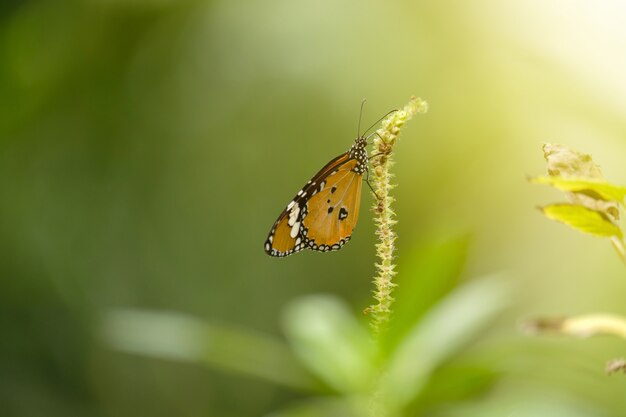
top-left (264, 153), bottom-right (363, 257)
top-left (301, 159), bottom-right (362, 252)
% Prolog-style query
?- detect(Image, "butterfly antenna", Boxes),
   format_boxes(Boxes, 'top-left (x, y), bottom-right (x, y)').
top-left (362, 109), bottom-right (399, 138)
top-left (357, 98), bottom-right (367, 138)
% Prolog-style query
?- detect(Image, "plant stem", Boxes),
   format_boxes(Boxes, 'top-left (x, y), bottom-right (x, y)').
top-left (524, 313), bottom-right (626, 339)
top-left (368, 96), bottom-right (428, 335)
top-left (610, 236), bottom-right (626, 265)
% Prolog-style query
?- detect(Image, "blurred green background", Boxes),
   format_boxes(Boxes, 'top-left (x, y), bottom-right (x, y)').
top-left (2, 0), bottom-right (626, 416)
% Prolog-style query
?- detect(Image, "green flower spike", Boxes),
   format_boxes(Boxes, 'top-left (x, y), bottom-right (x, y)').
top-left (367, 96), bottom-right (428, 335)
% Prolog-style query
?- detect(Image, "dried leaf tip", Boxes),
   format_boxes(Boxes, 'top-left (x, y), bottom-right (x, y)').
top-left (607, 358), bottom-right (626, 375)
top-left (542, 143), bottom-right (603, 178)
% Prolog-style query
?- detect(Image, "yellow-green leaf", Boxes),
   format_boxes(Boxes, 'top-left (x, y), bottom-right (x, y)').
top-left (533, 143), bottom-right (626, 264)
top-left (530, 176), bottom-right (626, 202)
top-left (540, 204), bottom-right (622, 238)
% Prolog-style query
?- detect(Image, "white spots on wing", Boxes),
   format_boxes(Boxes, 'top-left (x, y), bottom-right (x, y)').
top-left (287, 200), bottom-right (295, 210)
top-left (295, 237), bottom-right (301, 246)
top-left (290, 221), bottom-right (300, 238)
top-left (265, 242), bottom-right (270, 252)
top-left (269, 235), bottom-right (273, 243)
top-left (287, 205), bottom-right (300, 227)
top-left (319, 181), bottom-right (325, 191)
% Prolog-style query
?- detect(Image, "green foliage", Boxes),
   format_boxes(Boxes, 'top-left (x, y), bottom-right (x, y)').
top-left (531, 143), bottom-right (626, 262)
top-left (386, 236), bottom-right (470, 351)
top-left (103, 238), bottom-right (511, 417)
top-left (104, 309), bottom-right (318, 391)
top-left (5, 2), bottom-right (626, 416)
top-left (379, 275), bottom-right (509, 414)
top-left (539, 204), bottom-right (622, 238)
top-left (530, 177), bottom-right (626, 203)
top-left (528, 143), bottom-right (626, 379)
top-left (282, 296), bottom-right (377, 393)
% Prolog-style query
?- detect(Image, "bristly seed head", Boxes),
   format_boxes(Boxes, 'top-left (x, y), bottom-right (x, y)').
top-left (367, 96), bottom-right (428, 336)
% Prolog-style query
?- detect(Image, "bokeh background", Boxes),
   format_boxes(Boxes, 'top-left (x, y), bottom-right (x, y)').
top-left (2, 0), bottom-right (626, 416)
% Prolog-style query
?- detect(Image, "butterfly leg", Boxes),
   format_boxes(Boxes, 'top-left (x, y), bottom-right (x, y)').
top-left (367, 132), bottom-right (393, 162)
top-left (365, 169), bottom-right (381, 200)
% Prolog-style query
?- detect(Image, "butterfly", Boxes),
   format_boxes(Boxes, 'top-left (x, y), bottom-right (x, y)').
top-left (264, 105), bottom-right (394, 257)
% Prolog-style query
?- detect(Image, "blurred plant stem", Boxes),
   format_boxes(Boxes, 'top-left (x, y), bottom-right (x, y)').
top-left (524, 313), bottom-right (626, 375)
top-left (610, 236), bottom-right (626, 265)
top-left (368, 96), bottom-right (428, 336)
top-left (524, 314), bottom-right (626, 339)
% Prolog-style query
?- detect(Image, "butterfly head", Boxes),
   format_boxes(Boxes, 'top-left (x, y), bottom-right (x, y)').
top-left (354, 136), bottom-right (368, 149)
top-left (348, 136), bottom-right (369, 173)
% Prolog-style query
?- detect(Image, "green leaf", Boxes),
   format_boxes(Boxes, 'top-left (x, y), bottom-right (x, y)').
top-left (102, 309), bottom-right (319, 391)
top-left (540, 204), bottom-right (622, 238)
top-left (262, 398), bottom-right (366, 417)
top-left (530, 176), bottom-right (626, 202)
top-left (532, 144), bottom-right (626, 263)
top-left (282, 295), bottom-right (377, 393)
top-left (386, 235), bottom-right (470, 351)
top-left (380, 275), bottom-right (510, 409)
top-left (407, 364), bottom-right (499, 413)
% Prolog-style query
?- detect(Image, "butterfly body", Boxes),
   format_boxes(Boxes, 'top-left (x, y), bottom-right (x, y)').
top-left (264, 137), bottom-right (369, 257)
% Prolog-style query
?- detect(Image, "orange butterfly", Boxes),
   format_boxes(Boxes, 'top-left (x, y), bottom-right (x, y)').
top-left (264, 106), bottom-right (393, 257)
